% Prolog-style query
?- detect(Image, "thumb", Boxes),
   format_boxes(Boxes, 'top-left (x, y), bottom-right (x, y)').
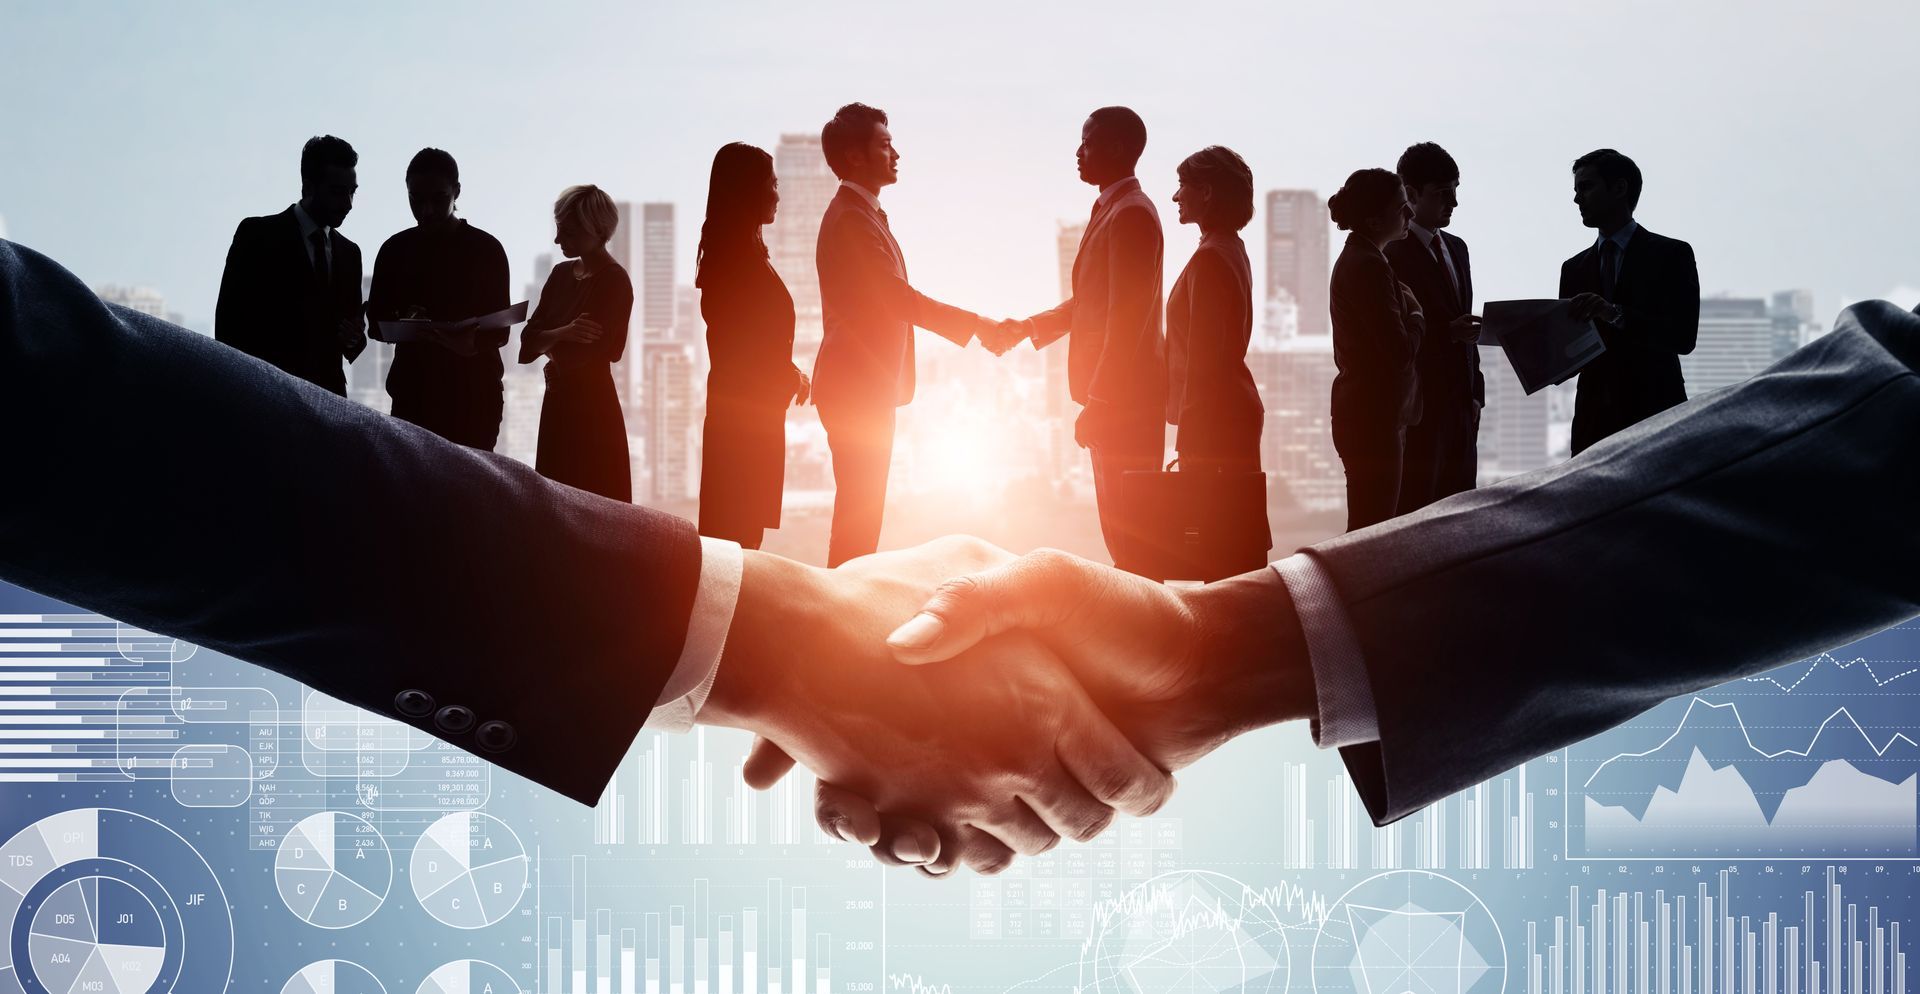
top-left (741, 736), bottom-right (798, 789)
top-left (885, 551), bottom-right (1086, 665)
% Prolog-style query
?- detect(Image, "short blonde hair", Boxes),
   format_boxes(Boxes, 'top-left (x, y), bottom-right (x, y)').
top-left (554, 184), bottom-right (619, 245)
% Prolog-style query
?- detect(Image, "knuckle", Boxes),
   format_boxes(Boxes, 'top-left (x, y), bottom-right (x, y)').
top-left (1072, 807), bottom-right (1115, 843)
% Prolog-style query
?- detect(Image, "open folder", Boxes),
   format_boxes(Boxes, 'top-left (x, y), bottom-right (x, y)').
top-left (1479, 298), bottom-right (1606, 394)
top-left (376, 301), bottom-right (530, 344)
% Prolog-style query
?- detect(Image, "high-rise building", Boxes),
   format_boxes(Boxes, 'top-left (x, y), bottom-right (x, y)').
top-left (768, 133), bottom-right (837, 352)
top-left (1769, 288), bottom-right (1815, 361)
top-left (1248, 338), bottom-right (1342, 511)
top-left (1685, 296), bottom-right (1773, 396)
top-left (641, 203), bottom-right (676, 334)
top-left (1264, 190), bottom-right (1331, 339)
top-left (644, 341), bottom-right (699, 502)
top-left (1478, 364), bottom-right (1550, 482)
top-left (95, 284), bottom-right (168, 319)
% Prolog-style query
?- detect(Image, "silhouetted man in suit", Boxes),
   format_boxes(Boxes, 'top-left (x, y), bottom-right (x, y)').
top-left (998, 107), bottom-right (1167, 573)
top-left (1384, 143), bottom-right (1483, 512)
top-left (216, 135), bottom-right (367, 395)
top-left (1560, 148), bottom-right (1700, 455)
top-left (811, 103), bottom-right (995, 566)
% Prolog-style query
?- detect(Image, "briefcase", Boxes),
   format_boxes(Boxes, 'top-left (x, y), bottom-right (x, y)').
top-left (1118, 460), bottom-right (1273, 582)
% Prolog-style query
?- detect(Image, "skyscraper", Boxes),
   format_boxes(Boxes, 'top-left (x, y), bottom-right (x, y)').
top-left (1265, 190), bottom-right (1331, 339)
top-left (645, 341), bottom-right (698, 502)
top-left (1248, 336), bottom-right (1343, 512)
top-left (1770, 288), bottom-right (1815, 361)
top-left (1685, 297), bottom-right (1773, 396)
top-left (1478, 364), bottom-right (1549, 481)
top-left (768, 133), bottom-right (836, 352)
top-left (642, 203), bottom-right (676, 335)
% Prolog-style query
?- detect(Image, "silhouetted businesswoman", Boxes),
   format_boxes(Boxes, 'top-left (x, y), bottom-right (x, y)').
top-left (366, 148), bottom-right (511, 449)
top-left (1165, 146), bottom-right (1269, 570)
top-left (1560, 148), bottom-right (1700, 455)
top-left (215, 135), bottom-right (366, 395)
top-left (697, 143), bottom-right (809, 550)
top-left (1384, 143), bottom-right (1482, 512)
top-left (1328, 168), bottom-right (1423, 532)
top-left (1003, 108), bottom-right (1168, 573)
top-left (520, 185), bottom-right (633, 501)
top-left (811, 102), bottom-right (995, 566)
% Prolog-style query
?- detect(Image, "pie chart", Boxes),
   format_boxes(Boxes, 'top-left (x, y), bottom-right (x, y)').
top-left (1, 808), bottom-right (233, 994)
top-left (274, 812), bottom-right (392, 929)
top-left (415, 959), bottom-right (520, 994)
top-left (409, 813), bottom-right (525, 930)
top-left (281, 959), bottom-right (388, 994)
top-left (25, 877), bottom-right (165, 994)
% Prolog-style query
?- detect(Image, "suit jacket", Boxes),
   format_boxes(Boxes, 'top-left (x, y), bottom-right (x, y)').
top-left (1559, 224), bottom-right (1699, 453)
top-left (1166, 231), bottom-right (1262, 459)
top-left (1293, 299), bottom-right (1920, 823)
top-left (215, 206), bottom-right (366, 394)
top-left (1028, 177), bottom-right (1168, 420)
top-left (2, 239), bottom-right (699, 805)
top-left (1384, 228), bottom-right (1482, 409)
top-left (811, 187), bottom-right (982, 410)
top-left (1329, 232), bottom-right (1422, 436)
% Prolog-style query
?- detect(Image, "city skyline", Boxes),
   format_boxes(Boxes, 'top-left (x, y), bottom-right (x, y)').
top-left (6, 2), bottom-right (1917, 335)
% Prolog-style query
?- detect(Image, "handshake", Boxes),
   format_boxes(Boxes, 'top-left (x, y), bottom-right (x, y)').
top-left (698, 537), bottom-right (1311, 877)
top-left (974, 316), bottom-right (1035, 357)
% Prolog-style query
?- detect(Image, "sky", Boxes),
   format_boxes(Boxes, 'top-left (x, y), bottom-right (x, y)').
top-left (4, 0), bottom-right (1918, 329)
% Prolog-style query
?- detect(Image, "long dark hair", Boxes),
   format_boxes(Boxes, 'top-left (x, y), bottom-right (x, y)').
top-left (695, 142), bottom-right (775, 288)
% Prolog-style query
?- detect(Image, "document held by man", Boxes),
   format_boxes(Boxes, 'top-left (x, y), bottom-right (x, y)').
top-left (376, 301), bottom-right (530, 343)
top-left (1479, 298), bottom-right (1606, 394)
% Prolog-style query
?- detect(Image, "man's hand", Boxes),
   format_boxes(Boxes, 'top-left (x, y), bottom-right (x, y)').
top-left (703, 540), bottom-right (1179, 876)
top-left (791, 366), bottom-right (812, 406)
top-left (978, 319), bottom-right (1030, 356)
top-left (1568, 292), bottom-right (1620, 324)
top-left (336, 317), bottom-right (366, 353)
top-left (755, 550), bottom-right (1315, 874)
top-left (1448, 314), bottom-right (1483, 343)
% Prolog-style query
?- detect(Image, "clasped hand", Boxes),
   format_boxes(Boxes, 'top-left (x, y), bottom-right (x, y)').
top-left (976, 317), bottom-right (1031, 356)
top-left (719, 542), bottom-right (1312, 877)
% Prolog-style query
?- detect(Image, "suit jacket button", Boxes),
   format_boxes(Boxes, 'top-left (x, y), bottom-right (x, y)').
top-left (394, 689), bottom-right (434, 718)
top-left (434, 705), bottom-right (476, 734)
top-left (475, 720), bottom-right (516, 753)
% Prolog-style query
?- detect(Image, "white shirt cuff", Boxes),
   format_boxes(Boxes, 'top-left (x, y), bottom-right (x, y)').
top-left (644, 537), bottom-right (743, 733)
top-left (1270, 553), bottom-right (1379, 748)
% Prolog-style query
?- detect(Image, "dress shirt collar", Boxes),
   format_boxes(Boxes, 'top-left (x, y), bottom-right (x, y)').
top-left (1409, 222), bottom-right (1444, 251)
top-left (1094, 175), bottom-right (1141, 215)
top-left (1594, 218), bottom-right (1639, 255)
top-left (292, 201), bottom-right (330, 242)
top-left (837, 180), bottom-right (885, 215)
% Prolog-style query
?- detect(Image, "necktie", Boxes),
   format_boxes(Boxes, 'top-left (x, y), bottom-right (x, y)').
top-left (1430, 233), bottom-right (1461, 306)
top-left (309, 230), bottom-right (331, 287)
top-left (1600, 239), bottom-right (1620, 301)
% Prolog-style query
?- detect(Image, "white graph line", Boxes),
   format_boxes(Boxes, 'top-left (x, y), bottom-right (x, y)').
top-left (1582, 697), bottom-right (1920, 789)
top-left (1741, 652), bottom-right (1920, 692)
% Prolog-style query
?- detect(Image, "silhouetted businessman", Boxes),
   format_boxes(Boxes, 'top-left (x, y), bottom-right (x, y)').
top-left (216, 135), bottom-right (367, 395)
top-left (1560, 148), bottom-right (1700, 455)
top-left (1384, 143), bottom-right (1482, 512)
top-left (811, 103), bottom-right (996, 566)
top-left (997, 108), bottom-right (1168, 573)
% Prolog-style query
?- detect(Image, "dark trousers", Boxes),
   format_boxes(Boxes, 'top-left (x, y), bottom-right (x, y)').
top-left (1335, 420), bottom-right (1406, 533)
top-left (1396, 401), bottom-right (1479, 515)
top-left (820, 401), bottom-right (896, 567)
top-left (1088, 415), bottom-right (1166, 575)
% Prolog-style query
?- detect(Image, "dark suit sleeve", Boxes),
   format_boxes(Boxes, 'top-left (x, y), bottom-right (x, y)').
top-left (1311, 301), bottom-right (1920, 823)
top-left (214, 219), bottom-right (261, 358)
top-left (1028, 298), bottom-right (1075, 347)
top-left (0, 241), bottom-right (702, 806)
top-left (838, 215), bottom-right (982, 347)
top-left (1089, 206), bottom-right (1159, 408)
top-left (1611, 239), bottom-right (1699, 355)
